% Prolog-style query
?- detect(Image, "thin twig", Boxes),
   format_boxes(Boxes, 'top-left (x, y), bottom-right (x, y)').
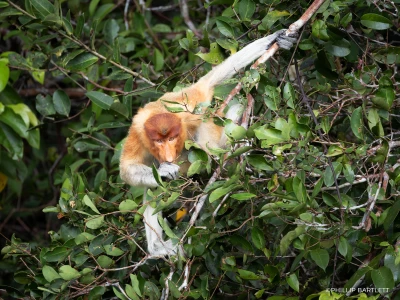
top-left (179, 0), bottom-right (202, 38)
top-left (124, 0), bottom-right (131, 30)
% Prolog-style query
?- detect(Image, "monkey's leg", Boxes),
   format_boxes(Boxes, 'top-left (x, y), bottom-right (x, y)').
top-left (143, 190), bottom-right (177, 256)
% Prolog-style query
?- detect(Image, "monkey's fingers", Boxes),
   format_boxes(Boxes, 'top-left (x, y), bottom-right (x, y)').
top-left (158, 162), bottom-right (180, 180)
top-left (276, 31), bottom-right (299, 50)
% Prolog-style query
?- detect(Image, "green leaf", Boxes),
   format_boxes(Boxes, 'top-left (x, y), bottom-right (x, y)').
top-left (187, 160), bottom-right (204, 177)
top-left (53, 90), bottom-right (71, 116)
top-left (59, 265), bottom-right (81, 281)
top-left (280, 226), bottom-right (306, 254)
top-left (247, 155), bottom-right (273, 171)
top-left (153, 24), bottom-right (172, 33)
top-left (238, 0), bottom-right (255, 20)
top-left (323, 162), bottom-right (342, 187)
top-left (86, 91), bottom-right (114, 109)
top-left (43, 247), bottom-right (70, 263)
top-left (0, 61), bottom-right (10, 92)
top-left (104, 19), bottom-right (120, 45)
top-left (42, 265), bottom-right (61, 282)
top-left (31, 69), bottom-right (45, 84)
top-left (63, 17), bottom-right (73, 35)
top-left (371, 266), bottom-right (395, 292)
top-left (75, 232), bottom-right (95, 244)
top-left (94, 168), bottom-right (107, 190)
top-left (264, 86), bottom-right (281, 111)
top-left (299, 39), bottom-right (314, 51)
top-left (209, 185), bottom-right (239, 203)
top-left (326, 145), bottom-right (343, 157)
top-left (74, 140), bottom-right (110, 152)
top-left (286, 273), bottom-right (299, 292)
top-left (312, 20), bottom-right (329, 40)
top-left (157, 214), bottom-right (178, 239)
top-left (0, 2), bottom-right (9, 8)
top-left (130, 274), bottom-right (142, 297)
top-left (89, 287), bottom-right (106, 298)
top-left (27, 128), bottom-right (40, 149)
top-left (196, 43), bottom-right (224, 64)
top-left (261, 10), bottom-right (290, 29)
top-left (292, 176), bottom-right (307, 203)
top-left (238, 269), bottom-right (260, 280)
top-left (104, 244), bottom-right (124, 256)
top-left (0, 107), bottom-right (28, 138)
top-left (83, 195), bottom-right (100, 214)
top-left (42, 206), bottom-right (59, 213)
top-left (251, 227), bottom-right (265, 250)
top-left (283, 82), bottom-right (296, 108)
top-left (75, 14), bottom-right (85, 37)
top-left (254, 127), bottom-right (285, 146)
top-left (36, 94), bottom-right (56, 116)
top-left (231, 193), bottom-right (256, 200)
top-left (93, 4), bottom-right (115, 22)
top-left (86, 215), bottom-right (105, 229)
top-left (216, 38), bottom-right (238, 53)
top-left (339, 12), bottom-right (352, 27)
top-left (89, 0), bottom-right (100, 16)
top-left (31, 0), bottom-right (55, 19)
top-left (216, 20), bottom-right (234, 38)
top-left (66, 53), bottom-right (98, 71)
top-left (113, 286), bottom-right (128, 300)
top-left (97, 255), bottom-right (114, 268)
top-left (343, 164), bottom-right (355, 184)
top-left (361, 13), bottom-right (392, 30)
top-left (224, 120), bottom-right (247, 140)
top-left (125, 284), bottom-right (140, 300)
top-left (372, 87), bottom-right (395, 111)
top-left (152, 48), bottom-right (164, 72)
top-left (325, 39), bottom-right (351, 57)
top-left (310, 249), bottom-right (329, 271)
top-left (119, 200), bottom-right (138, 214)
top-left (350, 107), bottom-right (364, 139)
top-left (338, 236), bottom-right (348, 257)
top-left (0, 8), bottom-right (23, 17)
top-left (384, 199), bottom-right (400, 231)
top-left (384, 251), bottom-right (400, 282)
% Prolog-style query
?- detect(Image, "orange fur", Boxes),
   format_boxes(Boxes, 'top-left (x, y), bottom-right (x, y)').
top-left (120, 81), bottom-right (223, 170)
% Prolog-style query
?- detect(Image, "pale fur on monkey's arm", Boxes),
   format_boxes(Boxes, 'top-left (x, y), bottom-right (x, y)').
top-left (199, 29), bottom-right (295, 87)
top-left (119, 161), bottom-right (180, 188)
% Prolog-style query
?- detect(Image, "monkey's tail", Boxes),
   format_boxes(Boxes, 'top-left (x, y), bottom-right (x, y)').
top-left (198, 32), bottom-right (281, 87)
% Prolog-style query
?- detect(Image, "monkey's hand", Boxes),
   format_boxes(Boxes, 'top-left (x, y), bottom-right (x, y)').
top-left (276, 29), bottom-right (298, 50)
top-left (158, 162), bottom-right (180, 181)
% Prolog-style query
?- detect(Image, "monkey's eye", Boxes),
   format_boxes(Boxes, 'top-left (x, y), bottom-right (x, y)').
top-left (168, 137), bottom-right (175, 142)
top-left (156, 139), bottom-right (163, 144)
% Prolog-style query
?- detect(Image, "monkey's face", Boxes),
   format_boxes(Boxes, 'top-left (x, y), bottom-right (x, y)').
top-left (144, 113), bottom-right (186, 163)
top-left (152, 136), bottom-right (181, 163)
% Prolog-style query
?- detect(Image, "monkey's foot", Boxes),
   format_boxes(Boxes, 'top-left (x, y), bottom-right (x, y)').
top-left (147, 239), bottom-right (177, 256)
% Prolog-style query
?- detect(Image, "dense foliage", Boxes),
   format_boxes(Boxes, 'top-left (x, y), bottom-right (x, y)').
top-left (1, 0), bottom-right (400, 299)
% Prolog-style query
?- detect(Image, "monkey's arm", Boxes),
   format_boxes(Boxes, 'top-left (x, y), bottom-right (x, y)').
top-left (199, 29), bottom-right (297, 87)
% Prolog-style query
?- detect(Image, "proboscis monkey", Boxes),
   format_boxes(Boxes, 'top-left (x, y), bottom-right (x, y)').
top-left (120, 29), bottom-right (297, 256)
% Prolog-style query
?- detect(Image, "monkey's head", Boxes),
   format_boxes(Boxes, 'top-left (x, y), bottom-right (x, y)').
top-left (144, 113), bottom-right (187, 163)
